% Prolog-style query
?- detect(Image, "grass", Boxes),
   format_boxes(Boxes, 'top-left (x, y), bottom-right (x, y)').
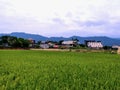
top-left (0, 50), bottom-right (120, 90)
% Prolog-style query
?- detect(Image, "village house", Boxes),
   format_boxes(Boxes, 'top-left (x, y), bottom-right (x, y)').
top-left (39, 41), bottom-right (60, 49)
top-left (40, 41), bottom-right (49, 49)
top-left (85, 40), bottom-right (103, 49)
top-left (28, 38), bottom-right (35, 48)
top-left (53, 44), bottom-right (59, 49)
top-left (62, 40), bottom-right (78, 48)
top-left (112, 45), bottom-right (120, 54)
top-left (48, 42), bottom-right (54, 48)
top-left (112, 45), bottom-right (120, 50)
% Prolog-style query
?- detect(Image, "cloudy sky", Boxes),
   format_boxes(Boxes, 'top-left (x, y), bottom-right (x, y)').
top-left (0, 0), bottom-right (120, 37)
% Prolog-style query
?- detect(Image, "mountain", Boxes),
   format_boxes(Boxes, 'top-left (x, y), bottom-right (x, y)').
top-left (0, 32), bottom-right (48, 41)
top-left (69, 36), bottom-right (120, 46)
top-left (0, 32), bottom-right (120, 46)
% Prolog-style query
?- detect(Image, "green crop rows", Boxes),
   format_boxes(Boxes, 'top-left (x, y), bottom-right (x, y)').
top-left (0, 50), bottom-right (120, 90)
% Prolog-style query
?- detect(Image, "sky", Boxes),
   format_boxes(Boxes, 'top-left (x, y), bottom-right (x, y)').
top-left (0, 0), bottom-right (120, 37)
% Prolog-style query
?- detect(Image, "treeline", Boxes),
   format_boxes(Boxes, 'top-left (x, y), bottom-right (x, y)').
top-left (0, 36), bottom-right (30, 48)
top-left (0, 35), bottom-right (115, 50)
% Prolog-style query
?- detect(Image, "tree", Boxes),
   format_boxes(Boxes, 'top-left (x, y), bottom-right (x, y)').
top-left (103, 46), bottom-right (112, 50)
top-left (17, 38), bottom-right (30, 48)
top-left (1, 36), bottom-right (9, 43)
top-left (58, 40), bottom-right (64, 45)
top-left (0, 36), bottom-right (30, 48)
top-left (37, 41), bottom-right (41, 44)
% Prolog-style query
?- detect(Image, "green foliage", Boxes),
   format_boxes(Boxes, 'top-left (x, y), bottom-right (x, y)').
top-left (0, 50), bottom-right (120, 90)
top-left (103, 46), bottom-right (112, 50)
top-left (0, 36), bottom-right (30, 48)
top-left (58, 40), bottom-right (64, 45)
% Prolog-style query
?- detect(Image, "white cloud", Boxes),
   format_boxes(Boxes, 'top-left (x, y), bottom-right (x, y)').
top-left (0, 0), bottom-right (120, 37)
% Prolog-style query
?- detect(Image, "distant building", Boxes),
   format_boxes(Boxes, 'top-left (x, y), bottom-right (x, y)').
top-left (85, 40), bottom-right (95, 46)
top-left (53, 45), bottom-right (59, 49)
top-left (112, 45), bottom-right (120, 50)
top-left (40, 44), bottom-right (49, 49)
top-left (62, 41), bottom-right (74, 45)
top-left (28, 38), bottom-right (35, 48)
top-left (62, 40), bottom-right (77, 48)
top-left (40, 41), bottom-right (49, 49)
top-left (117, 47), bottom-right (120, 54)
top-left (28, 38), bottom-right (35, 44)
top-left (47, 42), bottom-right (54, 48)
top-left (85, 40), bottom-right (103, 49)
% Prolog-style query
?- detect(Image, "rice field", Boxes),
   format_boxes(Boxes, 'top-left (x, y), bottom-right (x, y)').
top-left (0, 50), bottom-right (120, 90)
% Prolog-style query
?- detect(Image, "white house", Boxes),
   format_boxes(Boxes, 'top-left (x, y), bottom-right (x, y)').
top-left (62, 40), bottom-right (77, 48)
top-left (112, 45), bottom-right (120, 49)
top-left (40, 44), bottom-right (49, 49)
top-left (62, 41), bottom-right (75, 45)
top-left (87, 41), bottom-right (103, 49)
top-left (40, 41), bottom-right (49, 49)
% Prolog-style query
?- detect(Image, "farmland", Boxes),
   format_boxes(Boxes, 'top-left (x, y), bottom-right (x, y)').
top-left (0, 50), bottom-right (120, 90)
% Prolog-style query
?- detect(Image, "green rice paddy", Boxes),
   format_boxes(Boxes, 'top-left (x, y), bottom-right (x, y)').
top-left (0, 50), bottom-right (120, 90)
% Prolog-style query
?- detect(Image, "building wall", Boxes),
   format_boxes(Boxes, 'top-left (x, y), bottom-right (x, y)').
top-left (117, 47), bottom-right (120, 54)
top-left (62, 41), bottom-right (74, 45)
top-left (40, 44), bottom-right (49, 49)
top-left (87, 42), bottom-right (103, 49)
